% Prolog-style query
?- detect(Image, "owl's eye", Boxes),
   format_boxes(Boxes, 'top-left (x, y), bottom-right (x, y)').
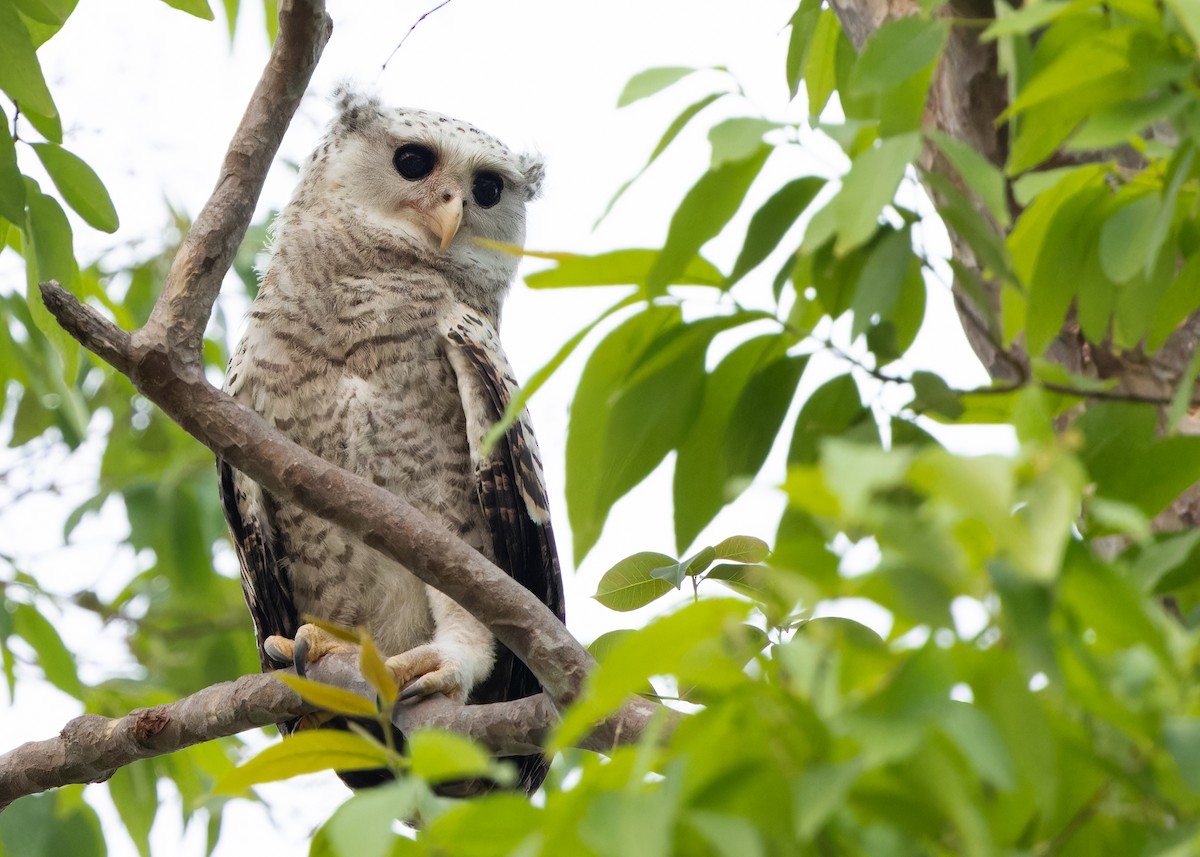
top-left (472, 172), bottom-right (503, 208)
top-left (393, 144), bottom-right (436, 180)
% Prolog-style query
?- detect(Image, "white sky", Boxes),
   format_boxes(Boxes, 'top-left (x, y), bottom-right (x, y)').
top-left (0, 0), bottom-right (1013, 853)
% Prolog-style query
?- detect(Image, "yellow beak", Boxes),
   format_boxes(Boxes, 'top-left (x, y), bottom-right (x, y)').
top-left (431, 194), bottom-right (464, 251)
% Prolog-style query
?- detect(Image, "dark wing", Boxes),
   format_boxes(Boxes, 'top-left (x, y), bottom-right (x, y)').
top-left (443, 304), bottom-right (565, 792)
top-left (217, 460), bottom-right (298, 673)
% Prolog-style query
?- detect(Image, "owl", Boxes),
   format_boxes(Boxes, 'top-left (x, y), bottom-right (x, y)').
top-left (218, 91), bottom-right (564, 793)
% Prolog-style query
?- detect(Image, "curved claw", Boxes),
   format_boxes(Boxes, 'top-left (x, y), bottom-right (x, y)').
top-left (262, 624), bottom-right (356, 678)
top-left (263, 635), bottom-right (296, 667)
top-left (292, 633), bottom-right (311, 680)
top-left (387, 644), bottom-right (467, 703)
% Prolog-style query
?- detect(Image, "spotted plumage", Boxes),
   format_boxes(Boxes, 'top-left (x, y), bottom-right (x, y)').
top-left (218, 91), bottom-right (563, 793)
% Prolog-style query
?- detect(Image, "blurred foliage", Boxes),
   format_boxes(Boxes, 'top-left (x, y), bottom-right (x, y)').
top-left (6, 0), bottom-right (1200, 854)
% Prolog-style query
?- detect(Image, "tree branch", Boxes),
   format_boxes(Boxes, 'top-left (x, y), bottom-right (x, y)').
top-left (138, 0), bottom-right (331, 373)
top-left (0, 655), bottom-right (661, 809)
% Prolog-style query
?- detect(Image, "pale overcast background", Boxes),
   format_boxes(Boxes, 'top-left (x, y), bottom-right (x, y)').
top-left (0, 0), bottom-right (1010, 853)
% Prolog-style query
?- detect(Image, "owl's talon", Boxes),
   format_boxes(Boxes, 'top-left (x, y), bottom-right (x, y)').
top-left (264, 635), bottom-right (296, 666)
top-left (263, 624), bottom-right (357, 678)
top-left (387, 644), bottom-right (467, 703)
top-left (292, 633), bottom-right (311, 679)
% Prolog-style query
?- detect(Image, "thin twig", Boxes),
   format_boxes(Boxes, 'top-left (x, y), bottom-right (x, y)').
top-left (381, 0), bottom-right (456, 71)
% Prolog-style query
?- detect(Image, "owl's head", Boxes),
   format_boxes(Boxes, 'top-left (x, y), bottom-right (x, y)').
top-left (300, 90), bottom-right (543, 293)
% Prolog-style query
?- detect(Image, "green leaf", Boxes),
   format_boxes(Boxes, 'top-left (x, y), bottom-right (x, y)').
top-left (215, 729), bottom-right (393, 793)
top-left (525, 248), bottom-right (723, 291)
top-left (158, 0), bottom-right (214, 19)
top-left (10, 0), bottom-right (72, 24)
top-left (1077, 403), bottom-right (1200, 517)
top-left (482, 293), bottom-right (638, 454)
top-left (928, 130), bottom-right (1010, 228)
top-left (11, 602), bottom-right (83, 698)
top-left (1003, 28), bottom-right (1136, 119)
top-left (555, 599), bottom-right (750, 749)
top-left (20, 104), bottom-right (61, 142)
top-left (1070, 92), bottom-right (1190, 151)
top-left (358, 634), bottom-right (399, 705)
top-left (1164, 717), bottom-right (1200, 791)
top-left (0, 113), bottom-right (24, 225)
top-left (313, 782), bottom-right (419, 857)
top-left (618, 66), bottom-right (700, 107)
top-left (725, 176), bottom-right (825, 288)
top-left (593, 552), bottom-right (677, 611)
top-left (1097, 192), bottom-right (1159, 284)
top-left (725, 353), bottom-right (808, 484)
top-left (909, 371), bottom-right (964, 420)
top-left (793, 762), bottom-right (861, 840)
top-left (221, 0), bottom-right (238, 38)
top-left (275, 673), bottom-right (379, 717)
top-left (832, 133), bottom-right (921, 254)
top-left (587, 629), bottom-right (635, 661)
top-left (0, 0), bottom-right (57, 117)
top-left (24, 178), bottom-right (77, 289)
top-left (263, 0), bottom-right (277, 43)
top-left (408, 729), bottom-right (492, 783)
top-left (596, 92), bottom-right (726, 227)
top-left (674, 334), bottom-right (794, 552)
top-left (108, 762), bottom-right (158, 857)
top-left (708, 117), bottom-right (782, 168)
top-left (1149, 249), bottom-right (1200, 352)
top-left (712, 535), bottom-right (770, 564)
top-left (936, 702), bottom-right (1015, 790)
top-left (425, 795), bottom-right (541, 857)
top-left (647, 147), bottom-right (770, 295)
top-left (849, 225), bottom-right (913, 339)
top-left (805, 10), bottom-right (843, 118)
top-left (982, 1), bottom-right (1067, 38)
top-left (788, 374), bottom-right (876, 467)
top-left (567, 305), bottom-right (681, 563)
top-left (849, 16), bottom-right (948, 95)
top-left (568, 311), bottom-right (753, 563)
top-left (1166, 0), bottom-right (1200, 47)
top-left (786, 0), bottom-right (822, 100)
top-left (651, 546), bottom-right (719, 588)
top-left (31, 143), bottom-right (119, 232)
top-left (1022, 173), bottom-right (1108, 355)
top-left (688, 811), bottom-right (765, 857)
top-left (704, 563), bottom-right (770, 601)
top-left (0, 791), bottom-right (105, 857)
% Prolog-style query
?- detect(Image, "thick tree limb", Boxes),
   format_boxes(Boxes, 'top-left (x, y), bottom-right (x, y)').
top-left (0, 655), bottom-right (660, 809)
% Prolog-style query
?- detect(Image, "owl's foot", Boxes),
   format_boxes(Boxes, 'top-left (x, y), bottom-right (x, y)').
top-left (386, 644), bottom-right (468, 703)
top-left (264, 624), bottom-right (358, 679)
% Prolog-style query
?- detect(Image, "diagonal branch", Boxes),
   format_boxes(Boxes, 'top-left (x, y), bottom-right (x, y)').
top-left (138, 0), bottom-right (331, 372)
top-left (0, 655), bottom-right (659, 809)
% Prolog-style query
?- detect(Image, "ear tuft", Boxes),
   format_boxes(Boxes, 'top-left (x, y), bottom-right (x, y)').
top-left (331, 84), bottom-right (382, 133)
top-left (519, 152), bottom-right (546, 201)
